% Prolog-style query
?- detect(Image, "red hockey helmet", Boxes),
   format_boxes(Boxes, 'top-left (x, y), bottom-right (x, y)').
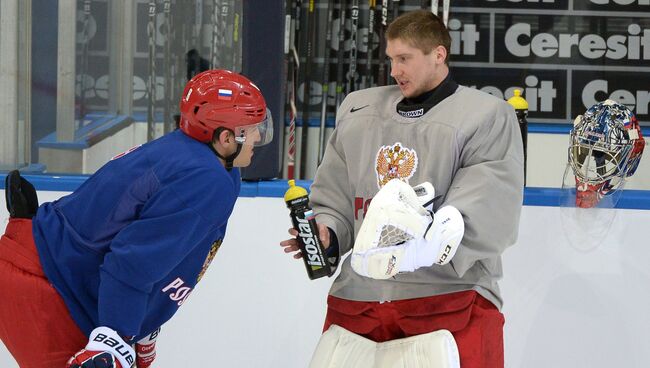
top-left (179, 69), bottom-right (273, 145)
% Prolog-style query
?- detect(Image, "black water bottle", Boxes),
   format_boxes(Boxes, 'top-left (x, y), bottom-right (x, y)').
top-left (284, 180), bottom-right (332, 279)
top-left (508, 89), bottom-right (529, 185)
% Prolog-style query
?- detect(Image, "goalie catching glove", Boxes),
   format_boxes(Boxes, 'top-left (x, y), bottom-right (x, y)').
top-left (351, 179), bottom-right (464, 279)
top-left (66, 326), bottom-right (135, 368)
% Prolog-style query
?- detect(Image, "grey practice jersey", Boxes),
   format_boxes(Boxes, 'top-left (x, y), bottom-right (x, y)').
top-left (310, 85), bottom-right (524, 309)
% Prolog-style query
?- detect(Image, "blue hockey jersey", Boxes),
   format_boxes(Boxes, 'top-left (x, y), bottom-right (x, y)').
top-left (32, 130), bottom-right (241, 340)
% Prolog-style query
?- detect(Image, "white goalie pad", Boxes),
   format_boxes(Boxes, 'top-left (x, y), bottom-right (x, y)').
top-left (309, 324), bottom-right (460, 368)
top-left (351, 180), bottom-right (435, 279)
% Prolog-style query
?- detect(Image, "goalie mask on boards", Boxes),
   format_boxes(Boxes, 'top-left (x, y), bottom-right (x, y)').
top-left (559, 99), bottom-right (645, 251)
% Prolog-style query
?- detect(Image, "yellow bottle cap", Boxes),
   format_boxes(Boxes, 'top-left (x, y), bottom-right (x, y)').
top-left (284, 180), bottom-right (308, 202)
top-left (507, 89), bottom-right (529, 110)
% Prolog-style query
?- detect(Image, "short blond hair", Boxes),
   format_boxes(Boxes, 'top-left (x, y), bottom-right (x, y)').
top-left (386, 10), bottom-right (451, 64)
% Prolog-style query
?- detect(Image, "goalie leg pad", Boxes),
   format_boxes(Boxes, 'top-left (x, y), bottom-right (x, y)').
top-left (309, 324), bottom-right (376, 368)
top-left (376, 329), bottom-right (460, 368)
top-left (309, 324), bottom-right (460, 368)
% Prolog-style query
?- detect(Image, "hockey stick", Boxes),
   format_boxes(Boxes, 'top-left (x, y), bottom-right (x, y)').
top-left (376, 0), bottom-right (388, 86)
top-left (431, 0), bottom-right (438, 15)
top-left (163, 0), bottom-right (172, 134)
top-left (391, 0), bottom-right (400, 22)
top-left (385, 0), bottom-right (400, 85)
top-left (220, 0), bottom-right (230, 69)
top-left (79, 0), bottom-right (91, 126)
top-left (442, 0), bottom-right (450, 26)
top-left (299, 0), bottom-right (316, 179)
top-left (210, 0), bottom-right (220, 68)
top-left (287, 0), bottom-right (302, 179)
top-left (232, 0), bottom-right (241, 72)
top-left (147, 0), bottom-right (157, 142)
top-left (346, 0), bottom-right (359, 94)
top-left (363, 0), bottom-right (376, 89)
top-left (334, 0), bottom-right (348, 110)
top-left (195, 0), bottom-right (204, 54)
top-left (318, 0), bottom-right (335, 165)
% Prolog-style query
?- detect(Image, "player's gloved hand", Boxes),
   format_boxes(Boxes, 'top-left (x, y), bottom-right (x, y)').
top-left (351, 179), bottom-right (464, 279)
top-left (4, 170), bottom-right (38, 219)
top-left (397, 205), bottom-right (464, 272)
top-left (66, 326), bottom-right (135, 368)
top-left (135, 327), bottom-right (160, 368)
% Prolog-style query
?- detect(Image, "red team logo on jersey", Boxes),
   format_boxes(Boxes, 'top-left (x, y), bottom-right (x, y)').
top-left (375, 142), bottom-right (418, 188)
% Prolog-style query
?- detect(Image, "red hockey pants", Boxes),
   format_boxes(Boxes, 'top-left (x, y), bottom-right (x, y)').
top-left (0, 218), bottom-right (86, 368)
top-left (323, 290), bottom-right (505, 368)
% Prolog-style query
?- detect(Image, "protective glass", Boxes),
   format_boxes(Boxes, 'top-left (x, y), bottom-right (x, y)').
top-left (233, 108), bottom-right (274, 147)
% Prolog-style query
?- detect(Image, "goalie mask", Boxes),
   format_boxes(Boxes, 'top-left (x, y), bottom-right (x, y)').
top-left (560, 99), bottom-right (645, 251)
top-left (567, 99), bottom-right (644, 208)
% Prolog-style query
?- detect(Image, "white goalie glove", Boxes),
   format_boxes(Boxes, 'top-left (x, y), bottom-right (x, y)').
top-left (351, 179), bottom-right (464, 279)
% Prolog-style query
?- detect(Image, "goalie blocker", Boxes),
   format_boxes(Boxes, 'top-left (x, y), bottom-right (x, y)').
top-left (351, 179), bottom-right (464, 279)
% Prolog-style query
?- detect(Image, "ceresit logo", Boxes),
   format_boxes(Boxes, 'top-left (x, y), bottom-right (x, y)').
top-left (485, 0), bottom-right (556, 2)
top-left (581, 79), bottom-right (650, 115)
top-left (467, 75), bottom-right (557, 112)
top-left (504, 23), bottom-right (650, 61)
top-left (448, 19), bottom-right (480, 56)
top-left (589, 0), bottom-right (649, 4)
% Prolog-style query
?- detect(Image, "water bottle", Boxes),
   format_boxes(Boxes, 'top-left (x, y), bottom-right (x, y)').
top-left (508, 89), bottom-right (529, 185)
top-left (284, 180), bottom-right (332, 279)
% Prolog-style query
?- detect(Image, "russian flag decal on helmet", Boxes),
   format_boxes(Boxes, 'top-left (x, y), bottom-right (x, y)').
top-left (218, 88), bottom-right (233, 100)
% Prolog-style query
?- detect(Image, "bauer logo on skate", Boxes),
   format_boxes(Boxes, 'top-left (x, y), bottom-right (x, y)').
top-left (162, 278), bottom-right (193, 306)
top-left (375, 143), bottom-right (418, 188)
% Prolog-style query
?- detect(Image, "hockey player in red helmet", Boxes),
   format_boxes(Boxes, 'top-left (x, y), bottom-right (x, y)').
top-left (180, 69), bottom-right (273, 169)
top-left (0, 69), bottom-right (272, 368)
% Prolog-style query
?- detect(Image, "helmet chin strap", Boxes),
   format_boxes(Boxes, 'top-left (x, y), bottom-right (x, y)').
top-left (209, 143), bottom-right (242, 171)
top-left (209, 127), bottom-right (244, 171)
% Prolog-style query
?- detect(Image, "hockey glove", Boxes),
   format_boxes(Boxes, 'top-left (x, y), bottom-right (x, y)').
top-left (66, 327), bottom-right (135, 368)
top-left (4, 170), bottom-right (38, 219)
top-left (135, 327), bottom-right (160, 368)
top-left (397, 205), bottom-right (464, 272)
top-left (351, 179), bottom-right (464, 279)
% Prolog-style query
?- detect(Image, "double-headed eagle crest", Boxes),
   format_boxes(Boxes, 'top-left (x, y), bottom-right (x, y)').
top-left (375, 142), bottom-right (418, 188)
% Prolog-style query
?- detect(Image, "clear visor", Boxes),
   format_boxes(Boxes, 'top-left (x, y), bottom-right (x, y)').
top-left (233, 108), bottom-right (274, 147)
top-left (558, 164), bottom-right (622, 251)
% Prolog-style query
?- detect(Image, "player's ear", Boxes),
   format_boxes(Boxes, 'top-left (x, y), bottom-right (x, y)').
top-left (213, 128), bottom-right (234, 146)
top-left (434, 45), bottom-right (447, 64)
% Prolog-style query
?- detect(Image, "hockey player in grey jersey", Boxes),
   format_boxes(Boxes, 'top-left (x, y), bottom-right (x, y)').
top-left (281, 9), bottom-right (524, 368)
